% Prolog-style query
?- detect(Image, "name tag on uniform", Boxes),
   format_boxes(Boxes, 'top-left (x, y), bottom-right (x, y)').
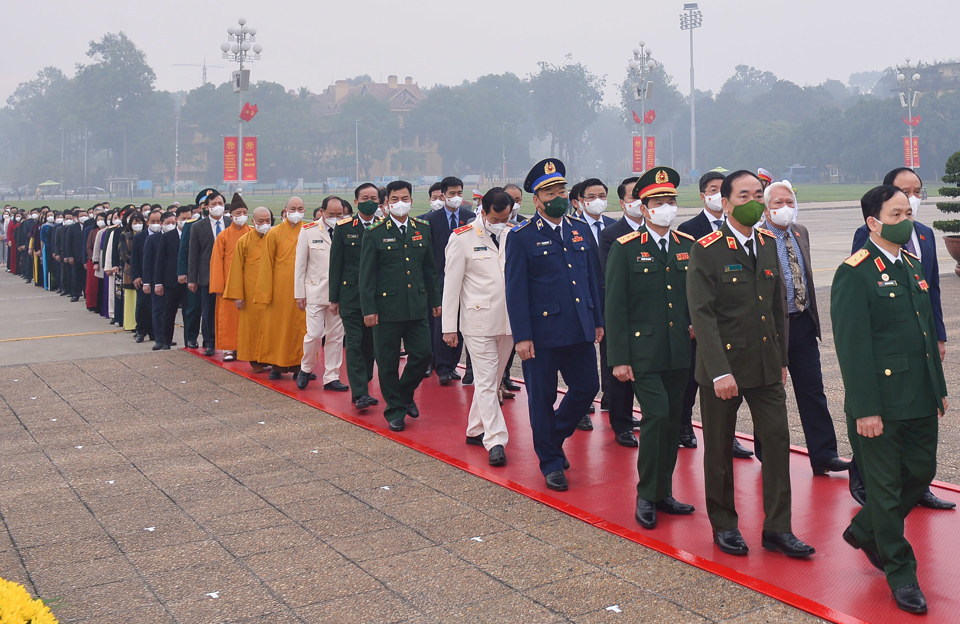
top-left (473, 246), bottom-right (488, 251)
top-left (724, 264), bottom-right (742, 272)
top-left (637, 253), bottom-right (654, 263)
top-left (312, 239), bottom-right (322, 244)
top-left (346, 234), bottom-right (359, 239)
top-left (878, 279), bottom-right (899, 287)
top-left (675, 252), bottom-right (689, 261)
top-left (536, 240), bottom-right (552, 247)
top-left (383, 237), bottom-right (396, 243)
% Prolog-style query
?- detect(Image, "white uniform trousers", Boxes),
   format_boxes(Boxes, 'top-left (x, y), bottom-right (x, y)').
top-left (462, 333), bottom-right (513, 450)
top-left (301, 302), bottom-right (345, 384)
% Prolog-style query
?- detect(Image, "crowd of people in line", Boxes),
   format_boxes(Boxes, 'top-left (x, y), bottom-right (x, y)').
top-left (0, 161), bottom-right (950, 614)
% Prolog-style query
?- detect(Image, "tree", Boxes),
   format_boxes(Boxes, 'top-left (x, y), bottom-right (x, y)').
top-left (530, 59), bottom-right (604, 169)
top-left (934, 150), bottom-right (960, 233)
top-left (618, 60), bottom-right (684, 130)
top-left (333, 95), bottom-right (398, 179)
top-left (719, 65), bottom-right (778, 102)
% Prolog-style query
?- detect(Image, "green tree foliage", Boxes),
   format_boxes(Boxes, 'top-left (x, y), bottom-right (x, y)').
top-left (529, 59), bottom-right (604, 169)
top-left (934, 150), bottom-right (960, 232)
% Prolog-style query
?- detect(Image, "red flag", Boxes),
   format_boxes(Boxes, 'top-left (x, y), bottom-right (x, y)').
top-left (632, 110), bottom-right (641, 124)
top-left (248, 104), bottom-right (258, 121)
top-left (644, 109), bottom-right (656, 124)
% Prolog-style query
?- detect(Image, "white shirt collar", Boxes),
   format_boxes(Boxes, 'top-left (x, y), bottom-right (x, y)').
top-left (728, 223), bottom-right (755, 248)
top-left (390, 215), bottom-right (408, 230)
top-left (873, 238), bottom-right (903, 264)
top-left (647, 227), bottom-right (670, 251)
top-left (702, 208), bottom-right (724, 229)
top-left (582, 213), bottom-right (602, 227)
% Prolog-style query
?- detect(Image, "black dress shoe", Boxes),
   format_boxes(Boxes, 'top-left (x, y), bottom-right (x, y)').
top-left (892, 584), bottom-right (927, 614)
top-left (545, 470), bottom-right (568, 491)
top-left (186, 340), bottom-right (199, 349)
top-left (324, 380), bottom-right (349, 392)
top-left (761, 531), bottom-right (815, 558)
top-left (849, 471), bottom-right (867, 506)
top-left (152, 343), bottom-right (163, 351)
top-left (585, 404), bottom-right (596, 414)
top-left (423, 365), bottom-right (432, 378)
top-left (160, 344), bottom-right (171, 350)
top-left (269, 369), bottom-right (282, 380)
top-left (450, 370), bottom-right (461, 380)
top-left (713, 528), bottom-right (749, 555)
top-left (466, 434), bottom-right (485, 446)
top-left (488, 445), bottom-right (506, 466)
top-left (296, 370), bottom-right (311, 390)
top-left (615, 431), bottom-right (639, 447)
top-left (461, 368), bottom-right (474, 385)
top-left (308, 372), bottom-right (317, 380)
top-left (813, 456), bottom-right (852, 475)
top-left (70, 296), bottom-right (79, 302)
top-left (732, 439), bottom-right (754, 459)
top-left (679, 424), bottom-right (697, 448)
top-left (918, 490), bottom-right (956, 509)
top-left (406, 401), bottom-right (419, 418)
top-left (656, 496), bottom-right (695, 515)
top-left (842, 526), bottom-right (884, 571)
top-left (438, 372), bottom-right (454, 386)
top-left (135, 334), bottom-right (145, 343)
top-left (204, 346), bottom-right (215, 357)
top-left (576, 415), bottom-right (594, 431)
top-left (170, 342), bottom-right (177, 346)
top-left (502, 378), bottom-right (521, 392)
top-left (388, 418), bottom-right (405, 432)
top-left (635, 498), bottom-right (657, 529)
top-left (632, 417), bottom-right (642, 429)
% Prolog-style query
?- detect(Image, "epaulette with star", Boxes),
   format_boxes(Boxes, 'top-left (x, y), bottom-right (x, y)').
top-left (368, 219), bottom-right (386, 230)
top-left (511, 220), bottom-right (529, 232)
top-left (697, 230), bottom-right (723, 247)
top-left (302, 221), bottom-right (318, 229)
top-left (673, 230), bottom-right (695, 241)
top-left (616, 230), bottom-right (642, 245)
top-left (843, 248), bottom-right (870, 267)
top-left (410, 217), bottom-right (428, 226)
top-left (337, 217), bottom-right (353, 226)
top-left (565, 215), bottom-right (587, 225)
top-left (453, 224), bottom-right (473, 235)
top-left (757, 227), bottom-right (775, 238)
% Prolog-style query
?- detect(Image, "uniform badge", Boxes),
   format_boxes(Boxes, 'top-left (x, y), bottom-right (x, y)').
top-left (919, 279), bottom-right (929, 291)
top-left (536, 240), bottom-right (552, 247)
top-left (764, 269), bottom-right (773, 277)
top-left (655, 169), bottom-right (668, 184)
top-left (727, 237), bottom-right (737, 250)
top-left (675, 252), bottom-right (689, 261)
top-left (474, 246), bottom-right (488, 251)
top-left (874, 257), bottom-right (886, 273)
top-left (383, 237), bottom-right (396, 243)
top-left (572, 236), bottom-right (583, 243)
top-left (724, 264), bottom-right (742, 272)
top-left (545, 161), bottom-right (556, 174)
top-left (412, 234), bottom-right (423, 241)
top-left (346, 233), bottom-right (359, 239)
top-left (878, 280), bottom-right (898, 287)
top-left (881, 273), bottom-right (889, 281)
top-left (638, 252), bottom-right (654, 263)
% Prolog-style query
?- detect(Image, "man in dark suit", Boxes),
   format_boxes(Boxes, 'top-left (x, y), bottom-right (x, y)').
top-left (597, 176), bottom-right (644, 446)
top-left (759, 181), bottom-right (849, 476)
top-left (62, 209), bottom-right (86, 301)
top-left (143, 211), bottom-right (173, 351)
top-left (130, 209), bottom-right (160, 342)
top-left (848, 167), bottom-right (953, 510)
top-left (188, 188), bottom-right (231, 356)
top-left (677, 171), bottom-right (753, 459)
top-left (424, 176), bottom-right (475, 385)
top-left (154, 206), bottom-right (194, 350)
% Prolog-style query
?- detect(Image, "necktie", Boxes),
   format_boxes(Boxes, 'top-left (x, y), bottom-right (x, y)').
top-left (904, 237), bottom-right (917, 256)
top-left (713, 219), bottom-right (723, 230)
top-left (491, 233), bottom-right (499, 249)
top-left (744, 239), bottom-right (754, 259)
top-left (328, 227), bottom-right (334, 238)
top-left (783, 236), bottom-right (807, 311)
top-left (593, 222), bottom-right (602, 243)
top-left (399, 224), bottom-right (406, 237)
top-left (659, 238), bottom-right (668, 255)
top-left (450, 213), bottom-right (457, 232)
top-left (895, 258), bottom-right (904, 270)
top-left (215, 220), bottom-right (221, 237)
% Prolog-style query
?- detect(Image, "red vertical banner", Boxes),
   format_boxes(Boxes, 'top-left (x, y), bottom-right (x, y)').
top-left (632, 136), bottom-right (643, 172)
top-left (912, 136), bottom-right (920, 168)
top-left (903, 137), bottom-right (911, 168)
top-left (223, 137), bottom-right (238, 183)
top-left (242, 137), bottom-right (258, 182)
top-left (645, 136), bottom-right (656, 171)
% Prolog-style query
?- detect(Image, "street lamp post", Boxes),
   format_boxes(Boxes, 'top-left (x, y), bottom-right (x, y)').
top-left (897, 59), bottom-right (921, 169)
top-left (629, 42), bottom-right (656, 172)
top-left (220, 17), bottom-right (262, 186)
top-left (679, 3), bottom-right (703, 176)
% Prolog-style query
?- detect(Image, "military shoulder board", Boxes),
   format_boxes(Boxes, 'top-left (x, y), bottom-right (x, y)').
top-left (337, 217), bottom-right (353, 226)
top-left (616, 231), bottom-right (642, 245)
top-left (453, 224), bottom-right (473, 235)
top-left (844, 249), bottom-right (870, 267)
top-left (698, 230), bottom-right (723, 247)
top-left (302, 221), bottom-right (318, 229)
top-left (674, 230), bottom-right (695, 241)
top-left (757, 228), bottom-right (775, 238)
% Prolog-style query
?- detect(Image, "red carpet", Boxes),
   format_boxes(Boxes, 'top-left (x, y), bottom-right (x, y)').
top-left (189, 349), bottom-right (959, 623)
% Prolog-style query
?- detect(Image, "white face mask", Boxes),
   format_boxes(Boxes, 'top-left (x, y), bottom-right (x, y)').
top-left (286, 211), bottom-right (304, 224)
top-left (64, 219), bottom-right (74, 225)
top-left (908, 195), bottom-right (921, 218)
top-left (583, 198), bottom-right (607, 216)
top-left (430, 199), bottom-right (445, 211)
top-left (142, 210), bottom-right (150, 218)
top-left (445, 196), bottom-right (463, 210)
top-left (79, 216), bottom-right (89, 223)
top-left (162, 223), bottom-right (177, 233)
top-left (486, 220), bottom-right (509, 236)
top-left (646, 203), bottom-right (678, 228)
top-left (15, 216), bottom-right (22, 221)
top-left (47, 216), bottom-right (55, 223)
top-left (768, 206), bottom-right (796, 227)
top-left (29, 213), bottom-right (37, 219)
top-left (389, 201), bottom-right (411, 218)
top-left (132, 223), bottom-right (144, 232)
top-left (232, 215), bottom-right (248, 227)
top-left (112, 219), bottom-right (122, 226)
top-left (324, 216), bottom-right (339, 229)
top-left (705, 192), bottom-right (723, 212)
top-left (624, 199), bottom-right (644, 218)
top-left (148, 223), bottom-right (162, 233)
top-left (209, 205), bottom-right (225, 218)
top-left (177, 220), bottom-right (186, 230)
top-left (255, 222), bottom-right (271, 235)
top-left (96, 219), bottom-right (106, 228)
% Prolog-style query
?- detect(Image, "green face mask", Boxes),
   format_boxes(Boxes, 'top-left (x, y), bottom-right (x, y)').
top-left (731, 200), bottom-right (765, 227)
top-left (876, 217), bottom-right (914, 246)
top-left (357, 200), bottom-right (378, 216)
top-left (541, 196), bottom-right (569, 219)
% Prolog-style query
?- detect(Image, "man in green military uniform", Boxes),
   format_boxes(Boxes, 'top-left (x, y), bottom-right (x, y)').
top-left (359, 180), bottom-right (442, 431)
top-left (605, 166), bottom-right (697, 530)
top-left (329, 183), bottom-right (382, 410)
top-left (832, 185), bottom-right (948, 615)
top-left (687, 170), bottom-right (814, 558)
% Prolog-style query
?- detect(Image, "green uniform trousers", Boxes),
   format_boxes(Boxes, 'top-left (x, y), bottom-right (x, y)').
top-left (699, 381), bottom-right (792, 533)
top-left (373, 318), bottom-right (431, 422)
top-left (339, 306), bottom-right (375, 401)
top-left (847, 415), bottom-right (937, 590)
top-left (633, 368), bottom-right (688, 502)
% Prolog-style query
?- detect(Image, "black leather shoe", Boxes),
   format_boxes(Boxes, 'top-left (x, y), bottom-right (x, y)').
top-left (488, 445), bottom-right (506, 466)
top-left (160, 344), bottom-right (171, 350)
top-left (918, 490), bottom-right (956, 510)
top-left (438, 372), bottom-right (454, 386)
top-left (466, 434), bottom-right (484, 446)
top-left (450, 370), bottom-right (461, 380)
top-left (135, 334), bottom-right (145, 343)
top-left (296, 370), bottom-right (311, 390)
top-left (269, 369), bottom-right (281, 380)
top-left (892, 584), bottom-right (927, 614)
top-left (152, 342), bottom-right (163, 351)
top-left (679, 424), bottom-right (697, 448)
top-left (204, 346), bottom-right (215, 356)
top-left (842, 526), bottom-right (883, 571)
top-left (576, 415), bottom-right (594, 431)
top-left (70, 296), bottom-right (80, 302)
top-left (462, 368), bottom-right (474, 385)
top-left (586, 404), bottom-right (596, 414)
top-left (713, 528), bottom-right (749, 555)
top-left (732, 439), bottom-right (754, 459)
top-left (849, 471), bottom-right (867, 506)
top-left (186, 340), bottom-right (199, 349)
top-left (406, 401), bottom-right (419, 418)
top-left (502, 378), bottom-right (521, 392)
top-left (813, 456), bottom-right (851, 475)
top-left (632, 417), bottom-right (642, 430)
top-left (635, 498), bottom-right (657, 529)
top-left (656, 496), bottom-right (695, 515)
top-left (324, 380), bottom-right (349, 392)
top-left (615, 431), bottom-right (638, 447)
top-left (354, 395), bottom-right (375, 410)
top-left (545, 470), bottom-right (568, 491)
top-left (388, 418), bottom-right (405, 432)
top-left (761, 531), bottom-right (815, 558)
top-left (170, 342), bottom-right (177, 347)
top-left (308, 372), bottom-right (317, 380)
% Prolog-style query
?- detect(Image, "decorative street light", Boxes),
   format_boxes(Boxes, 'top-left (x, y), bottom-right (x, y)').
top-left (629, 42), bottom-right (656, 172)
top-left (897, 59), bottom-right (922, 169)
top-left (220, 17), bottom-right (263, 185)
top-left (679, 3), bottom-right (703, 176)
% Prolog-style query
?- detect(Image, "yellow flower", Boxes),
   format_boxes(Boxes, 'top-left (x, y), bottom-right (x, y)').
top-left (0, 577), bottom-right (58, 624)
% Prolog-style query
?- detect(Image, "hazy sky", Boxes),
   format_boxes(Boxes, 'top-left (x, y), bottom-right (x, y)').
top-left (5, 1), bottom-right (958, 105)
